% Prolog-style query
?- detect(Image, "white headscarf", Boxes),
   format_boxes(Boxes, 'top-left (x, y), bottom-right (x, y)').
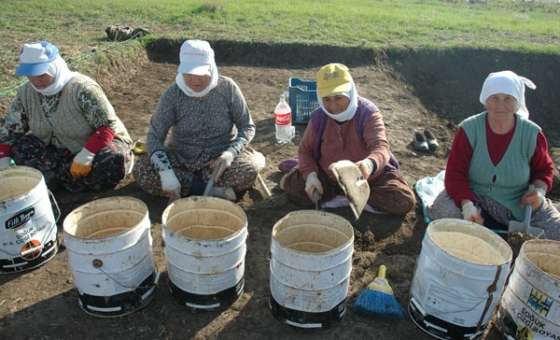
top-left (30, 56), bottom-right (75, 96)
top-left (175, 63), bottom-right (219, 97)
top-left (318, 83), bottom-right (359, 122)
top-left (479, 70), bottom-right (536, 119)
top-left (175, 40), bottom-right (219, 97)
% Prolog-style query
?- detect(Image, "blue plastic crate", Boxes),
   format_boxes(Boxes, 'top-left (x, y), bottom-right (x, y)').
top-left (288, 77), bottom-right (319, 125)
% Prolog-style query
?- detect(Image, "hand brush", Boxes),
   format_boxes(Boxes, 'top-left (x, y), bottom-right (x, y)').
top-left (353, 265), bottom-right (404, 318)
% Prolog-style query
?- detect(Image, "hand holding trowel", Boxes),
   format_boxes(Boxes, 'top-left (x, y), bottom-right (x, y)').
top-left (508, 184), bottom-right (545, 238)
top-left (329, 160), bottom-right (371, 220)
top-left (203, 158), bottom-right (228, 196)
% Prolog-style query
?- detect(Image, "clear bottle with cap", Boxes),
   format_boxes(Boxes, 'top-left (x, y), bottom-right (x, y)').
top-left (274, 92), bottom-right (295, 144)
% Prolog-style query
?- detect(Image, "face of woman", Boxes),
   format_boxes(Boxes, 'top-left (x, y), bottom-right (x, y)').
top-left (183, 74), bottom-right (211, 92)
top-left (485, 93), bottom-right (519, 116)
top-left (28, 74), bottom-right (55, 89)
top-left (322, 95), bottom-right (350, 114)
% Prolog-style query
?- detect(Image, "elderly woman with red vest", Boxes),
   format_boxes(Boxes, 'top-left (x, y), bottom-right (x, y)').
top-left (0, 41), bottom-right (133, 192)
top-left (430, 71), bottom-right (560, 240)
top-left (281, 63), bottom-right (416, 215)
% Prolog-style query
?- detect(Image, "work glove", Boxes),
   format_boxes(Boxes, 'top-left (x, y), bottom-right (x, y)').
top-left (0, 157), bottom-right (14, 170)
top-left (211, 150), bottom-right (235, 181)
top-left (304, 172), bottom-right (323, 202)
top-left (521, 184), bottom-right (546, 210)
top-left (159, 169), bottom-right (181, 198)
top-left (356, 158), bottom-right (376, 179)
top-left (70, 148), bottom-right (95, 178)
top-left (461, 200), bottom-right (484, 225)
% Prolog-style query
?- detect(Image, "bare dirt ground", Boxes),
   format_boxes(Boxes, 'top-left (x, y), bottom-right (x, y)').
top-left (0, 60), bottom-right (554, 339)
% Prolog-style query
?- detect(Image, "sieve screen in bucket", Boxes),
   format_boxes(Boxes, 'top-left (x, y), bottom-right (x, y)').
top-left (166, 210), bottom-right (243, 241)
top-left (71, 210), bottom-right (145, 239)
top-left (0, 175), bottom-right (41, 202)
top-left (431, 231), bottom-right (505, 265)
top-left (527, 253), bottom-right (560, 279)
top-left (276, 224), bottom-right (348, 253)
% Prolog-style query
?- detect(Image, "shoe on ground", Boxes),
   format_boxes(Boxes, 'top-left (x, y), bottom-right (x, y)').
top-left (413, 130), bottom-right (430, 152)
top-left (424, 129), bottom-right (439, 152)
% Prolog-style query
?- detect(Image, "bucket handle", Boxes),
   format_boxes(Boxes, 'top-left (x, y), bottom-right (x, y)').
top-left (48, 190), bottom-right (61, 223)
top-left (93, 256), bottom-right (158, 291)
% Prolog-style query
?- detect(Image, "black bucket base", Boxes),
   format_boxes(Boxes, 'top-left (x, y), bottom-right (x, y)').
top-left (0, 239), bottom-right (58, 274)
top-left (269, 295), bottom-right (346, 329)
top-left (78, 271), bottom-right (159, 318)
top-left (169, 277), bottom-right (244, 311)
top-left (408, 298), bottom-right (486, 340)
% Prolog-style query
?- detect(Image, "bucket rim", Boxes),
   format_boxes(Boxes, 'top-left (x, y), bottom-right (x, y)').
top-left (426, 218), bottom-right (513, 266)
top-left (271, 210), bottom-right (354, 256)
top-left (62, 196), bottom-right (149, 240)
top-left (161, 196), bottom-right (248, 242)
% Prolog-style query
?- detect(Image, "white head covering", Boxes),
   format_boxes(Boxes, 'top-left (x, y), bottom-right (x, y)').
top-left (175, 40), bottom-right (219, 97)
top-left (30, 56), bottom-right (75, 96)
top-left (318, 83), bottom-right (359, 122)
top-left (479, 70), bottom-right (536, 119)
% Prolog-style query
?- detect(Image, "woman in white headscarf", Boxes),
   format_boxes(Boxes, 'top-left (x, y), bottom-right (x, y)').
top-left (430, 70), bottom-right (560, 240)
top-left (133, 39), bottom-right (259, 201)
top-left (0, 40), bottom-right (133, 192)
top-left (281, 63), bottom-right (416, 215)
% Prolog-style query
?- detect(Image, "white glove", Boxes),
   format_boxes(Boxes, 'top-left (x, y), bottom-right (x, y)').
top-left (462, 201), bottom-right (482, 223)
top-left (213, 150), bottom-right (235, 180)
top-left (356, 158), bottom-right (375, 179)
top-left (304, 172), bottom-right (323, 201)
top-left (0, 157), bottom-right (13, 170)
top-left (159, 169), bottom-right (181, 197)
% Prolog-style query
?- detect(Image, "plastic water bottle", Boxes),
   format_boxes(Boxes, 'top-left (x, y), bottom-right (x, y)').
top-left (274, 93), bottom-right (295, 144)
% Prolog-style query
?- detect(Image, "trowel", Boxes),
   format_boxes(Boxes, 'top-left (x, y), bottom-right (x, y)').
top-left (508, 205), bottom-right (544, 238)
top-left (329, 160), bottom-right (370, 220)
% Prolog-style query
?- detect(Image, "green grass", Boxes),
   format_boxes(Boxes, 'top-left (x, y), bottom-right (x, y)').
top-left (1, 0), bottom-right (560, 91)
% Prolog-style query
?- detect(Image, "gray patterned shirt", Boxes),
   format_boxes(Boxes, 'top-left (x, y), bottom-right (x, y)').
top-left (147, 76), bottom-right (255, 168)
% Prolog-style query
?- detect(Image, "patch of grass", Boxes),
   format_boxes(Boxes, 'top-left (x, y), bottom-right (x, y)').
top-left (1, 0), bottom-right (559, 91)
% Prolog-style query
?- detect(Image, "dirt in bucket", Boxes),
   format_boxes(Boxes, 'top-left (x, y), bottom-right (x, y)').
top-left (431, 231), bottom-right (505, 265)
top-left (166, 209), bottom-right (244, 240)
top-left (70, 210), bottom-right (145, 239)
top-left (276, 224), bottom-right (351, 253)
top-left (176, 225), bottom-right (237, 241)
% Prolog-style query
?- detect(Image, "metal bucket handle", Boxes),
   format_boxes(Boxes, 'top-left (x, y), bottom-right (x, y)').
top-left (93, 256), bottom-right (158, 291)
top-left (48, 189), bottom-right (61, 223)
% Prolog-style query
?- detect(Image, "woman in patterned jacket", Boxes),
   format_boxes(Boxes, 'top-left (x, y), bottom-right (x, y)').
top-left (0, 41), bottom-right (133, 192)
top-left (133, 39), bottom-right (258, 201)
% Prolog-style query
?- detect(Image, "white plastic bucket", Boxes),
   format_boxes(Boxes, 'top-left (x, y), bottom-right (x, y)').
top-left (409, 218), bottom-right (513, 340)
top-left (162, 196), bottom-right (248, 310)
top-left (63, 196), bottom-right (158, 317)
top-left (0, 166), bottom-right (59, 273)
top-left (269, 210), bottom-right (354, 329)
top-left (497, 240), bottom-right (560, 340)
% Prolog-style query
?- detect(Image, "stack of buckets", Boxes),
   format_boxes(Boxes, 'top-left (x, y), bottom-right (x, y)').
top-left (62, 195), bottom-right (249, 316)
top-left (269, 210), bottom-right (354, 328)
top-left (162, 196), bottom-right (248, 310)
top-left (63, 196), bottom-right (158, 317)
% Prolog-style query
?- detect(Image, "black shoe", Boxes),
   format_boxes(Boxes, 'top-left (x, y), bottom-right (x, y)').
top-left (424, 129), bottom-right (439, 152)
top-left (413, 130), bottom-right (430, 152)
